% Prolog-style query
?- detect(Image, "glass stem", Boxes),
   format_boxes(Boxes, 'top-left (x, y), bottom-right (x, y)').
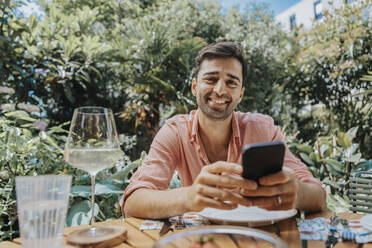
top-left (90, 174), bottom-right (96, 226)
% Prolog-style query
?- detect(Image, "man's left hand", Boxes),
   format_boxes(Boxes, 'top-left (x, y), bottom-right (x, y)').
top-left (240, 167), bottom-right (299, 210)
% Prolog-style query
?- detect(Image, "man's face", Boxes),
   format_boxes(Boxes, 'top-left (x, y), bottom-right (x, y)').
top-left (192, 57), bottom-right (245, 120)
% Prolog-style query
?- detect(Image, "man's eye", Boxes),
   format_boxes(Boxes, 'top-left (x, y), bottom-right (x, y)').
top-left (227, 80), bottom-right (238, 86)
top-left (205, 77), bottom-right (217, 82)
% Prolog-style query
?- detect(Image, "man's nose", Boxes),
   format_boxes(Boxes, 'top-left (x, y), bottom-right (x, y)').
top-left (213, 80), bottom-right (226, 95)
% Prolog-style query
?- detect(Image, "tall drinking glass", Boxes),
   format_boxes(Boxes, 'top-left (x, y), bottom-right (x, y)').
top-left (64, 107), bottom-right (123, 238)
top-left (16, 175), bottom-right (71, 248)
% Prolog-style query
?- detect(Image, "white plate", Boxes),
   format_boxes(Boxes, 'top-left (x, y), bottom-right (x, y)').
top-left (153, 225), bottom-right (288, 248)
top-left (197, 206), bottom-right (297, 227)
top-left (360, 214), bottom-right (372, 231)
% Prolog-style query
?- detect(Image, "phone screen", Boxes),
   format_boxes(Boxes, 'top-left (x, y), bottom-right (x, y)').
top-left (242, 141), bottom-right (285, 182)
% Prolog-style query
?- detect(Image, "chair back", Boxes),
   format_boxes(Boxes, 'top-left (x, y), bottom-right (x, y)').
top-left (349, 171), bottom-right (372, 214)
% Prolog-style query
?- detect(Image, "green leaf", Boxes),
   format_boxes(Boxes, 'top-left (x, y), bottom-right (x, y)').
top-left (325, 159), bottom-right (344, 168)
top-left (70, 182), bottom-right (123, 198)
top-left (320, 144), bottom-right (329, 157)
top-left (4, 111), bottom-right (37, 122)
top-left (308, 166), bottom-right (320, 178)
top-left (344, 143), bottom-right (359, 158)
top-left (326, 187), bottom-right (350, 214)
top-left (299, 152), bottom-right (315, 166)
top-left (45, 134), bottom-right (63, 152)
top-left (70, 186), bottom-right (92, 198)
top-left (66, 200), bottom-right (99, 227)
top-left (346, 127), bottom-right (358, 141)
top-left (296, 144), bottom-right (313, 154)
top-left (309, 152), bottom-right (321, 164)
top-left (345, 153), bottom-right (361, 163)
top-left (147, 74), bottom-right (177, 93)
top-left (337, 132), bottom-right (351, 148)
top-left (20, 123), bottom-right (34, 128)
top-left (109, 151), bottom-right (147, 182)
top-left (323, 178), bottom-right (341, 190)
top-left (327, 163), bottom-right (345, 178)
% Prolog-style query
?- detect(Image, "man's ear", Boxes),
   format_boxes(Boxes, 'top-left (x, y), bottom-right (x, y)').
top-left (191, 78), bottom-right (197, 96)
top-left (238, 86), bottom-right (245, 103)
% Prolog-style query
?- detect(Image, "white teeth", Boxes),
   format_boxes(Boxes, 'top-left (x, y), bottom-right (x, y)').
top-left (211, 99), bottom-right (226, 104)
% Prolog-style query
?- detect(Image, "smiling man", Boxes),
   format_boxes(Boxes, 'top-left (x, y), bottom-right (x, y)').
top-left (123, 42), bottom-right (326, 219)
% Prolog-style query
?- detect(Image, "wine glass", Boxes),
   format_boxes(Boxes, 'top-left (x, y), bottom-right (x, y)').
top-left (64, 106), bottom-right (123, 238)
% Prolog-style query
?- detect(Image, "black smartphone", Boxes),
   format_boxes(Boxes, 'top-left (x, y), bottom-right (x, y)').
top-left (242, 141), bottom-right (285, 182)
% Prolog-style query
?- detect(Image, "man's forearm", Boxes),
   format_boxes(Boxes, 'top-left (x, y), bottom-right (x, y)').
top-left (295, 181), bottom-right (326, 213)
top-left (124, 187), bottom-right (190, 219)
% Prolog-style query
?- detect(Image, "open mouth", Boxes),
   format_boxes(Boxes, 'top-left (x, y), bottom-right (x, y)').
top-left (208, 98), bottom-right (229, 105)
top-left (207, 98), bottom-right (231, 112)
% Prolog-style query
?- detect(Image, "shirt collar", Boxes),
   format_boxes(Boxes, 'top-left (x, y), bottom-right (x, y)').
top-left (190, 109), bottom-right (241, 147)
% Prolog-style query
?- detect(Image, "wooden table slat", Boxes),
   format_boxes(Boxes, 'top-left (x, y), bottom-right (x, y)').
top-left (11, 237), bottom-right (21, 245)
top-left (0, 241), bottom-right (22, 248)
top-left (3, 212), bottom-right (372, 248)
top-left (125, 217), bottom-right (186, 241)
top-left (117, 220), bottom-right (156, 247)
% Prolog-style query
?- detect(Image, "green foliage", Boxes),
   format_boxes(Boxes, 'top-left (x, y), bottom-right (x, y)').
top-left (0, 0), bottom-right (25, 83)
top-left (289, 126), bottom-right (372, 213)
top-left (0, 111), bottom-right (68, 241)
top-left (0, 102), bottom-right (145, 240)
top-left (3, 0), bottom-right (287, 158)
top-left (0, 0), bottom-right (38, 108)
top-left (14, 2), bottom-right (120, 125)
top-left (283, 1), bottom-right (372, 158)
top-left (359, 71), bottom-right (372, 100)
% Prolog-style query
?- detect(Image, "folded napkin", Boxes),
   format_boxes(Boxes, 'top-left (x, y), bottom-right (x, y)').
top-left (140, 213), bottom-right (209, 231)
top-left (297, 217), bottom-right (372, 243)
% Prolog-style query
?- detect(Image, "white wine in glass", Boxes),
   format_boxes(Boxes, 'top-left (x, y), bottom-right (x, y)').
top-left (64, 106), bottom-right (123, 239)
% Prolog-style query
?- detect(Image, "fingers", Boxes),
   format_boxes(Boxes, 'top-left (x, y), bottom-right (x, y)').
top-left (265, 203), bottom-right (294, 211)
top-left (247, 194), bottom-right (296, 210)
top-left (196, 184), bottom-right (253, 206)
top-left (241, 181), bottom-right (297, 197)
top-left (187, 161), bottom-right (259, 212)
top-left (194, 194), bottom-right (238, 210)
top-left (258, 167), bottom-right (295, 186)
top-left (239, 167), bottom-right (299, 210)
top-left (200, 162), bottom-right (257, 190)
top-left (205, 162), bottom-right (243, 174)
top-left (258, 170), bottom-right (287, 185)
top-left (198, 173), bottom-right (257, 190)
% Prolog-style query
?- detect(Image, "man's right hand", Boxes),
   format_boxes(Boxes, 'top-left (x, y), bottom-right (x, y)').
top-left (185, 161), bottom-right (257, 212)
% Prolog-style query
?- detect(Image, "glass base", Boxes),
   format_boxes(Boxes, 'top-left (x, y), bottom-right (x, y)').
top-left (76, 226), bottom-right (114, 238)
top-left (66, 226), bottom-right (126, 245)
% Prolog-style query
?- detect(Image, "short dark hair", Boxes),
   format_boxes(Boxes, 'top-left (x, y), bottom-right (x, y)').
top-left (194, 42), bottom-right (247, 85)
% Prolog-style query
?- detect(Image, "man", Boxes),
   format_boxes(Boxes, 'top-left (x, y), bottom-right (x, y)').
top-left (123, 42), bottom-right (326, 219)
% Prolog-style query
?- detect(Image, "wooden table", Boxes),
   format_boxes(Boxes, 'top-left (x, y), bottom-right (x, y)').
top-left (1, 212), bottom-right (371, 248)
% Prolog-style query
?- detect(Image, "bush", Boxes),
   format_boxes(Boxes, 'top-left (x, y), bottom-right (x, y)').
top-left (9, 0), bottom-right (289, 157)
top-left (283, 1), bottom-right (372, 159)
top-left (0, 107), bottom-right (144, 240)
top-left (0, 110), bottom-right (68, 241)
top-left (288, 126), bottom-right (372, 213)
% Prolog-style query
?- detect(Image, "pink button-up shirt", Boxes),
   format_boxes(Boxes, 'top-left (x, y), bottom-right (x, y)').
top-left (122, 110), bottom-right (323, 210)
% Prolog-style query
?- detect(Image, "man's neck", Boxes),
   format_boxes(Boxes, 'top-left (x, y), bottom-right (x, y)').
top-left (197, 110), bottom-right (233, 162)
